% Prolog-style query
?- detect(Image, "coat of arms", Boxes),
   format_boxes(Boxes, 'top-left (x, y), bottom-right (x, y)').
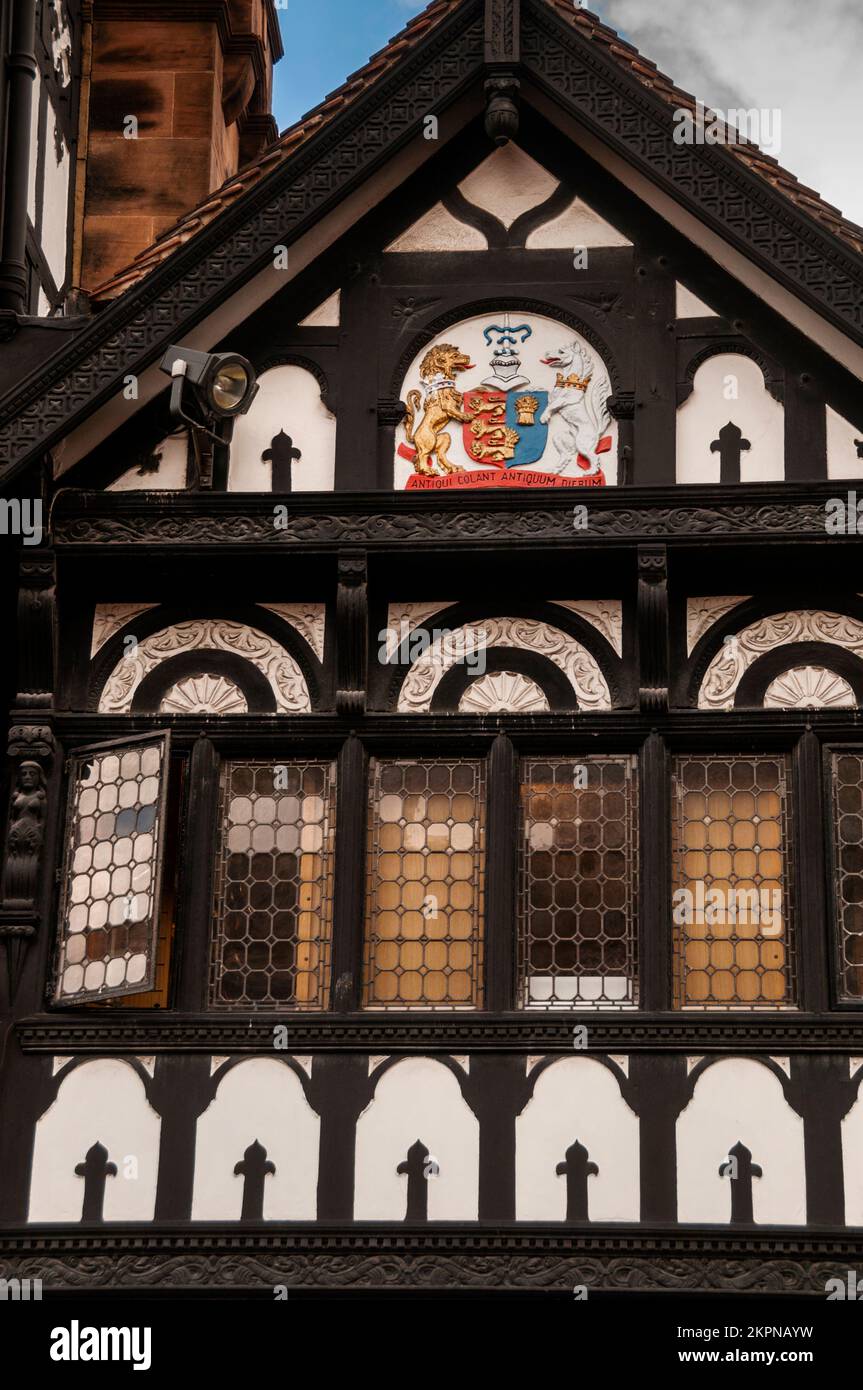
top-left (397, 314), bottom-right (614, 489)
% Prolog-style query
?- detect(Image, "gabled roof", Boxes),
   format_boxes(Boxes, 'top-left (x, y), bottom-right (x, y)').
top-left (91, 0), bottom-right (863, 302)
top-left (1, 0), bottom-right (862, 490)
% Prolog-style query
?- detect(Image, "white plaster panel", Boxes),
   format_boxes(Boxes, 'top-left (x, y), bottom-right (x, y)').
top-left (676, 284), bottom-right (718, 318)
top-left (516, 1057), bottom-right (639, 1221)
top-left (677, 1059), bottom-right (805, 1225)
top-left (108, 432), bottom-right (188, 491)
top-left (677, 354), bottom-right (784, 483)
top-left (354, 1058), bottom-right (479, 1220)
top-left (192, 1058), bottom-right (320, 1221)
top-left (526, 197), bottom-right (631, 249)
top-left (386, 203), bottom-right (487, 251)
top-left (229, 365), bottom-right (335, 492)
top-left (826, 406), bottom-right (863, 480)
top-left (29, 1059), bottom-right (160, 1223)
top-left (299, 290), bottom-right (340, 326)
top-left (458, 145), bottom-right (557, 228)
top-left (841, 1086), bottom-right (863, 1225)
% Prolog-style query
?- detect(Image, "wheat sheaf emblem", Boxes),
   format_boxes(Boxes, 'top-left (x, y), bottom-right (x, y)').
top-left (514, 394), bottom-right (540, 426)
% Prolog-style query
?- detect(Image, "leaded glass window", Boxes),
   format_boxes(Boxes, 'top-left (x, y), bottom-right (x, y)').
top-left (53, 734), bottom-right (171, 1004)
top-left (210, 759), bottom-right (336, 1009)
top-left (363, 759), bottom-right (486, 1008)
top-left (830, 751), bottom-right (863, 1000)
top-left (519, 757), bottom-right (638, 1008)
top-left (672, 755), bottom-right (795, 1008)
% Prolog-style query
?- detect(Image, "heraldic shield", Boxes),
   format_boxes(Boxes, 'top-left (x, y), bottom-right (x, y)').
top-left (461, 388), bottom-right (550, 469)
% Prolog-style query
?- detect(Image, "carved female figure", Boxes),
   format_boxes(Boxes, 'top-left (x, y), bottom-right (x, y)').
top-left (2, 760), bottom-right (48, 904)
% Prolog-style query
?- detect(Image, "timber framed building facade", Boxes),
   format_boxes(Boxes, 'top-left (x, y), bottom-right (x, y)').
top-left (1, 0), bottom-right (863, 1297)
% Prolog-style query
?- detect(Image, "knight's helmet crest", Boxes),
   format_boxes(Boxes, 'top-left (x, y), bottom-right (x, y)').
top-left (481, 313), bottom-right (532, 392)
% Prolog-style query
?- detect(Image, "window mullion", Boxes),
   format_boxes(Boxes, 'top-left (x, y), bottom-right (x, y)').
top-left (175, 736), bottom-right (219, 1012)
top-left (331, 733), bottom-right (368, 1012)
top-left (640, 731), bottom-right (670, 1011)
top-left (794, 730), bottom-right (829, 1012)
top-left (485, 731), bottom-right (518, 1012)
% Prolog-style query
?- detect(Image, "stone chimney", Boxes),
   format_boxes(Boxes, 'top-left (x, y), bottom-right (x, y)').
top-left (75, 0), bottom-right (282, 293)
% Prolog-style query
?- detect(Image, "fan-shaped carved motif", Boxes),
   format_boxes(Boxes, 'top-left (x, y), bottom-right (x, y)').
top-left (763, 666), bottom-right (854, 709)
top-left (159, 674), bottom-right (248, 715)
top-left (458, 671), bottom-right (550, 714)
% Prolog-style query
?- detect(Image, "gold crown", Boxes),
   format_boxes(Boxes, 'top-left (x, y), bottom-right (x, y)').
top-left (555, 372), bottom-right (592, 391)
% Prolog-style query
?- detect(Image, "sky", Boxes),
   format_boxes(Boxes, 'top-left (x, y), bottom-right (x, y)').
top-left (273, 0), bottom-right (863, 227)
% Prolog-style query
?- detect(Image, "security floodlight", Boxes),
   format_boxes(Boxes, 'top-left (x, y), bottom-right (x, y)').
top-left (158, 346), bottom-right (259, 490)
top-left (159, 345), bottom-right (259, 427)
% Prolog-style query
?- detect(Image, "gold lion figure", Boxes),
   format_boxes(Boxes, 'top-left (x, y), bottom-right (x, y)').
top-left (402, 344), bottom-right (473, 476)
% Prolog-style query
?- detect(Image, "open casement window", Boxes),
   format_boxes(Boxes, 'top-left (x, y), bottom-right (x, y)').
top-left (519, 757), bottom-right (639, 1009)
top-left (671, 755), bottom-right (795, 1010)
top-left (52, 733), bottom-right (176, 1007)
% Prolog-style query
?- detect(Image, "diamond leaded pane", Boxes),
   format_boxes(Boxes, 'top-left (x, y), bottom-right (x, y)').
top-left (519, 757), bottom-right (638, 1009)
top-left (364, 759), bottom-right (486, 1009)
top-left (210, 760), bottom-right (336, 1009)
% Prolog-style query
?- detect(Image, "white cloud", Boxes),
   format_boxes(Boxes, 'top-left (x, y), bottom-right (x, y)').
top-left (597, 0), bottom-right (863, 226)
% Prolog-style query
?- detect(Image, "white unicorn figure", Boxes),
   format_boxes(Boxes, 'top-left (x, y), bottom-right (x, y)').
top-left (539, 341), bottom-right (612, 476)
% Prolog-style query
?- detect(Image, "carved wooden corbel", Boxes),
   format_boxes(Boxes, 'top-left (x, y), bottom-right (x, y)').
top-left (336, 551), bottom-right (368, 716)
top-left (637, 544), bottom-right (669, 712)
top-left (16, 553), bottom-right (55, 708)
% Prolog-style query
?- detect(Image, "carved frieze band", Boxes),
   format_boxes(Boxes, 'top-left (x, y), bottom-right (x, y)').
top-left (53, 501), bottom-right (834, 547)
top-left (0, 1241), bottom-right (859, 1294)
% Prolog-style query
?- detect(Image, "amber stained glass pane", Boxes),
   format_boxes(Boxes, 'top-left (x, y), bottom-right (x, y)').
top-left (364, 759), bottom-right (485, 1008)
top-left (210, 760), bottom-right (336, 1009)
top-left (672, 756), bottom-right (795, 1008)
